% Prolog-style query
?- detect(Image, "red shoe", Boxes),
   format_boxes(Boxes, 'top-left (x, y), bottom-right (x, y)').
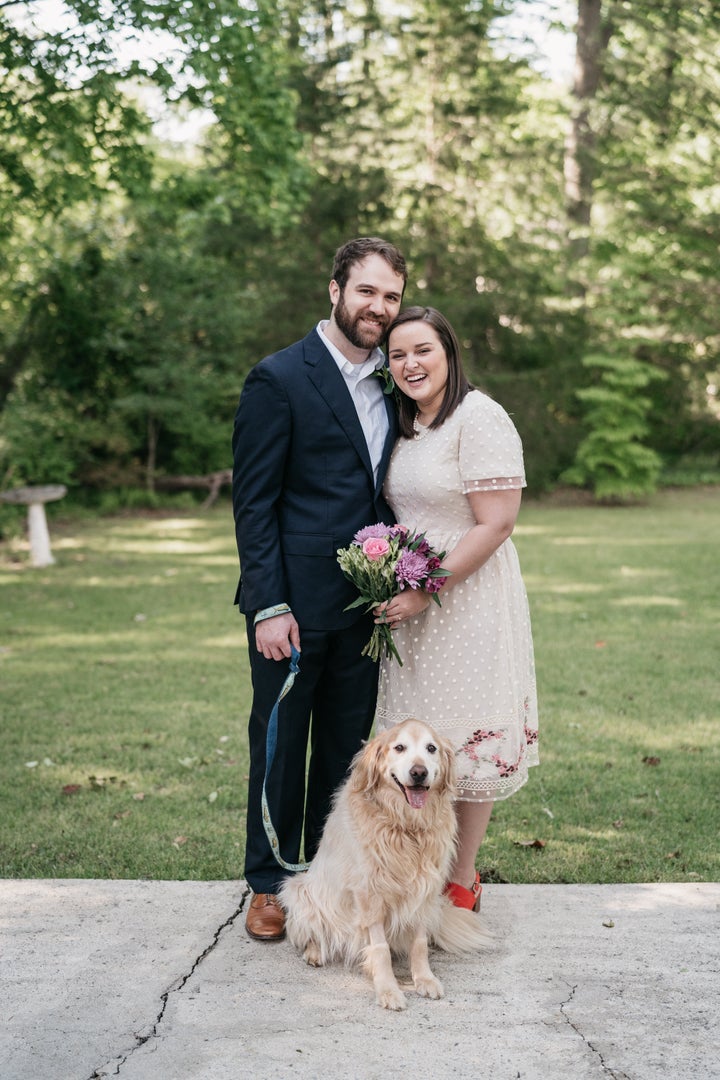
top-left (444, 871), bottom-right (482, 912)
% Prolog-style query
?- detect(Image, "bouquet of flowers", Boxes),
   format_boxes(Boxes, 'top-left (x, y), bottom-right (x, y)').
top-left (337, 523), bottom-right (451, 665)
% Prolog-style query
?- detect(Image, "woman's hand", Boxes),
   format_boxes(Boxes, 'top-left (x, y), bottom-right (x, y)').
top-left (374, 590), bottom-right (430, 628)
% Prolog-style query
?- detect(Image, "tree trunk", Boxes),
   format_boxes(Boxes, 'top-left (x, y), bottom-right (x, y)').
top-left (146, 416), bottom-right (158, 493)
top-left (564, 0), bottom-right (607, 290)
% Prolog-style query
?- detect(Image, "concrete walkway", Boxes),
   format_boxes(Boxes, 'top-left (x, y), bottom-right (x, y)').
top-left (1, 880), bottom-right (718, 1080)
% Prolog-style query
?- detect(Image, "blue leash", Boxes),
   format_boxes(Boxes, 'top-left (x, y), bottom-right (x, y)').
top-left (261, 645), bottom-right (309, 872)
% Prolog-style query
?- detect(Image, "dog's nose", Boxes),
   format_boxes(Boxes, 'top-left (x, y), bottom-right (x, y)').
top-left (410, 764), bottom-right (428, 785)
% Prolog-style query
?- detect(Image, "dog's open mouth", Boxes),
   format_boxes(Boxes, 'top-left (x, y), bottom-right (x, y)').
top-left (392, 774), bottom-right (429, 809)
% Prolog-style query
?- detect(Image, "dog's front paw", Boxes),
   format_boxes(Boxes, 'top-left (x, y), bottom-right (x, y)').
top-left (302, 941), bottom-right (323, 967)
top-left (377, 986), bottom-right (407, 1011)
top-left (414, 974), bottom-right (444, 1000)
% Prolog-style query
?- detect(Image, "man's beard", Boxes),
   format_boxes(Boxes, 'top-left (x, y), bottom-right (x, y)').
top-left (334, 292), bottom-right (387, 350)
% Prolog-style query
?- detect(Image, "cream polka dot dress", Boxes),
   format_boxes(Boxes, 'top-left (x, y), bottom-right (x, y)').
top-left (375, 389), bottom-right (539, 802)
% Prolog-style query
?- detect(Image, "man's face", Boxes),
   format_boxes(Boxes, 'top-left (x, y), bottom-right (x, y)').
top-left (329, 254), bottom-right (404, 351)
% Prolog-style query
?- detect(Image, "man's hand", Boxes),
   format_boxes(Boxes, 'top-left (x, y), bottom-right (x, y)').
top-left (254, 612), bottom-right (301, 661)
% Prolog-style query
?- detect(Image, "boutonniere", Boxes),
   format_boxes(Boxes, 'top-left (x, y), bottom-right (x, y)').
top-left (374, 365), bottom-right (398, 400)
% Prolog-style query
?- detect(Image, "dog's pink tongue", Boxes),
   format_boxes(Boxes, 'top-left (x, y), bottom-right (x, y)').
top-left (406, 787), bottom-right (428, 809)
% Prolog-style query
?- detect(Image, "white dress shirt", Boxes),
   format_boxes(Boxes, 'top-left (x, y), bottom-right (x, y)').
top-left (317, 321), bottom-right (389, 484)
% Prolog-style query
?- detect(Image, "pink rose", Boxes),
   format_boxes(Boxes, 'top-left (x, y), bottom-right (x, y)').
top-left (362, 537), bottom-right (391, 561)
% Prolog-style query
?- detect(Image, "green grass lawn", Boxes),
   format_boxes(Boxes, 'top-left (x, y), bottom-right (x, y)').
top-left (1, 489), bottom-right (718, 884)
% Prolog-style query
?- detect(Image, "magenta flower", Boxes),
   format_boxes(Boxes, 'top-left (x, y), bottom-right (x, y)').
top-left (395, 549), bottom-right (431, 589)
top-left (353, 523), bottom-right (393, 544)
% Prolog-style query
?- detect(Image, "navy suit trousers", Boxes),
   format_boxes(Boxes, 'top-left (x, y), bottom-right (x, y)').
top-left (243, 614), bottom-right (380, 894)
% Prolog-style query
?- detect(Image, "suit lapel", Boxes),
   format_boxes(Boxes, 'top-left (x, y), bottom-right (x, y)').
top-left (304, 331), bottom-right (374, 478)
top-left (376, 389), bottom-right (398, 497)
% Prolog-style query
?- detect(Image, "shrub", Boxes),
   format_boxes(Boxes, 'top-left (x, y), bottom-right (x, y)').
top-left (561, 353), bottom-right (666, 501)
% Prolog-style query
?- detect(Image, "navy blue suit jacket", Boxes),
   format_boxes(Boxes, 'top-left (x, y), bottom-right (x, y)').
top-left (232, 328), bottom-right (398, 631)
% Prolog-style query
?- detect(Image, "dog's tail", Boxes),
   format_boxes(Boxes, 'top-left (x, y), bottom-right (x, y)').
top-left (431, 899), bottom-right (493, 954)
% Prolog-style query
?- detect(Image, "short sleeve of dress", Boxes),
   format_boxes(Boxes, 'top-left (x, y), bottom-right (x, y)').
top-left (458, 391), bottom-right (526, 494)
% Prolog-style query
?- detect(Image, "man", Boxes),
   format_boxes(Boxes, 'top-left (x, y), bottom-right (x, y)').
top-left (232, 237), bottom-right (408, 941)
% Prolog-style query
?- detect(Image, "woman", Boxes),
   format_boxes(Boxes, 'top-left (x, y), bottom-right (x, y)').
top-left (374, 306), bottom-right (538, 911)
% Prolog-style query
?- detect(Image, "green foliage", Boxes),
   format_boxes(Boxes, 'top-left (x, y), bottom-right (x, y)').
top-left (1, 197), bottom-right (247, 489)
top-left (0, 6), bottom-right (153, 231)
top-left (562, 354), bottom-right (667, 501)
top-left (583, 0), bottom-right (720, 451)
top-left (0, 385), bottom-right (108, 489)
top-left (107, 200), bottom-right (246, 478)
top-left (1, 238), bottom-right (140, 489)
top-left (660, 454), bottom-right (720, 488)
top-left (0, 0), bottom-right (308, 227)
top-left (1, 1), bottom-right (720, 499)
top-left (481, 363), bottom-right (581, 493)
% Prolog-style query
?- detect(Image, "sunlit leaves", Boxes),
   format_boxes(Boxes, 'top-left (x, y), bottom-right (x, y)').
top-left (562, 353), bottom-right (666, 500)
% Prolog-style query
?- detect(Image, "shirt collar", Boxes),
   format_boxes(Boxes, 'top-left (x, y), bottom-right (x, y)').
top-left (317, 321), bottom-right (386, 376)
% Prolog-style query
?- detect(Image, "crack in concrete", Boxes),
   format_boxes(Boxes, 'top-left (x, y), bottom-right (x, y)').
top-left (559, 981), bottom-right (631, 1080)
top-left (86, 886), bottom-right (251, 1079)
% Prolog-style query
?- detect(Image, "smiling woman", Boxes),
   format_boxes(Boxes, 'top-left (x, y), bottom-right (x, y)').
top-left (387, 307), bottom-right (473, 438)
top-left (376, 305), bottom-right (538, 913)
top-left (388, 322), bottom-right (450, 425)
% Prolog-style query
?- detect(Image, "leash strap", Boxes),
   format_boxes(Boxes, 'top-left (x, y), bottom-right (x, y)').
top-left (261, 645), bottom-right (309, 872)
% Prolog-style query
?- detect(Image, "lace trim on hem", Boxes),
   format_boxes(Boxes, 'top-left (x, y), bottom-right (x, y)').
top-left (462, 476), bottom-right (525, 493)
top-left (455, 767), bottom-right (535, 803)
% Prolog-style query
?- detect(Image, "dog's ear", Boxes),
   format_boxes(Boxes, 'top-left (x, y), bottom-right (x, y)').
top-left (437, 733), bottom-right (457, 794)
top-left (348, 731), bottom-right (387, 794)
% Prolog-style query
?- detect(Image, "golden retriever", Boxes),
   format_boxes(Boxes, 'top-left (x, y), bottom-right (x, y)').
top-left (279, 719), bottom-right (490, 1010)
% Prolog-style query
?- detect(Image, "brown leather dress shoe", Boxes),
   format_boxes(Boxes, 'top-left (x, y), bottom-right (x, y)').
top-left (245, 892), bottom-right (286, 941)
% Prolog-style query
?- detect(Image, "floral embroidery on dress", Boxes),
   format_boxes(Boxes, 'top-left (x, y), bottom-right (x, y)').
top-left (491, 750), bottom-right (524, 778)
top-left (459, 728), bottom-right (504, 764)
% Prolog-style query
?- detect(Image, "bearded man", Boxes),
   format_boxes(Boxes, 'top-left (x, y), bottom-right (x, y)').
top-left (232, 237), bottom-right (408, 941)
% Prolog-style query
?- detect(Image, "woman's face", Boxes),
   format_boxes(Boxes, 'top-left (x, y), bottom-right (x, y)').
top-left (388, 321), bottom-right (449, 422)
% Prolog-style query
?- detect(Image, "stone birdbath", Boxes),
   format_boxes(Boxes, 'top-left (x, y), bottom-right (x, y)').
top-left (0, 485), bottom-right (67, 568)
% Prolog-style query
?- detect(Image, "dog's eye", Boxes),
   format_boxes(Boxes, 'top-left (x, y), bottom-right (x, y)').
top-left (427, 743), bottom-right (437, 754)
top-left (393, 743), bottom-right (406, 753)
